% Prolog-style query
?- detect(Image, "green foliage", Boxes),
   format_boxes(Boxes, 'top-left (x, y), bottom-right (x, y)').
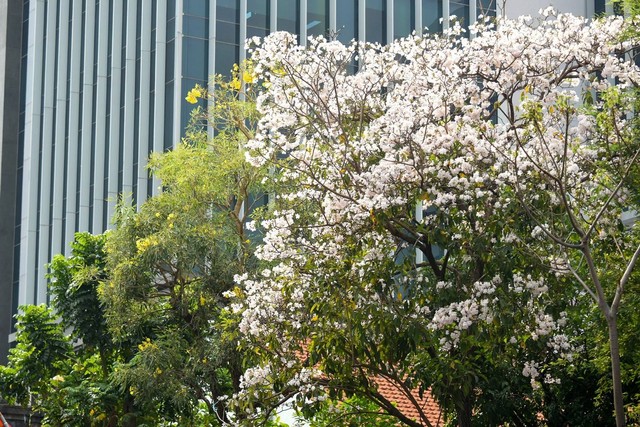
top-left (303, 396), bottom-right (404, 427)
top-left (48, 233), bottom-right (112, 366)
top-left (100, 72), bottom-right (268, 424)
top-left (0, 305), bottom-right (73, 407)
top-left (0, 234), bottom-right (140, 426)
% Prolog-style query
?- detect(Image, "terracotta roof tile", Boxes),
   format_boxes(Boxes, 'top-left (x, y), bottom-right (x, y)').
top-left (296, 343), bottom-right (444, 426)
top-left (375, 376), bottom-right (444, 427)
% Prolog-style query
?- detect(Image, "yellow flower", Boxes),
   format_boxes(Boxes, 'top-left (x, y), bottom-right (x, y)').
top-left (185, 87), bottom-right (202, 104)
top-left (242, 70), bottom-right (254, 84)
top-left (52, 375), bottom-right (65, 382)
top-left (138, 338), bottom-right (157, 352)
top-left (230, 78), bottom-right (241, 90)
top-left (136, 236), bottom-right (159, 253)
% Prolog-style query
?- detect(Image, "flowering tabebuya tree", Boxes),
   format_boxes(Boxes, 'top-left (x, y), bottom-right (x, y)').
top-left (228, 9), bottom-right (640, 427)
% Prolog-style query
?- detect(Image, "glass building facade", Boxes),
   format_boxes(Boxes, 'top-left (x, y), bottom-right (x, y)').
top-left (0, 0), bottom-right (604, 361)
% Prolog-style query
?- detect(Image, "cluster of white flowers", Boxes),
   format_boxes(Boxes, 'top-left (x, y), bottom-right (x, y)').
top-left (512, 274), bottom-right (548, 297)
top-left (239, 365), bottom-right (272, 390)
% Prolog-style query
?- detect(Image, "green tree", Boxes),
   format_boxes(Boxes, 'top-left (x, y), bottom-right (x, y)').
top-left (48, 231), bottom-right (140, 426)
top-left (48, 233), bottom-right (114, 376)
top-left (0, 233), bottom-right (142, 426)
top-left (0, 305), bottom-right (72, 409)
top-left (101, 71), bottom-right (268, 424)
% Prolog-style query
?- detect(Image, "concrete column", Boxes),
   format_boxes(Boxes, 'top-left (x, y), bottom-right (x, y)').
top-left (171, 0), bottom-right (183, 147)
top-left (0, 0), bottom-right (24, 364)
top-left (122, 0), bottom-right (138, 199)
top-left (19, 0), bottom-right (45, 309)
top-left (107, 0), bottom-right (124, 222)
top-left (79, 0), bottom-right (97, 231)
top-left (52, 0), bottom-right (70, 259)
top-left (65, 0), bottom-right (84, 253)
top-left (152, 0), bottom-right (167, 195)
top-left (93, 0), bottom-right (110, 231)
top-left (137, 0), bottom-right (152, 208)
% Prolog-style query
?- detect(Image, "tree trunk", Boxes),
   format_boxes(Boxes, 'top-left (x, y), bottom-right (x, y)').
top-left (607, 315), bottom-right (626, 427)
top-left (455, 395), bottom-right (473, 427)
top-left (122, 389), bottom-right (137, 427)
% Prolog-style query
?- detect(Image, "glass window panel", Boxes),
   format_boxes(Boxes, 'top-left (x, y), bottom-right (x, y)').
top-left (216, 20), bottom-right (239, 44)
top-left (394, 0), bottom-right (415, 39)
top-left (337, 0), bottom-right (357, 44)
top-left (184, 15), bottom-right (207, 38)
top-left (167, 17), bottom-right (175, 41)
top-left (247, 0), bottom-right (270, 29)
top-left (478, 0), bottom-right (496, 17)
top-left (183, 37), bottom-right (208, 79)
top-left (247, 26), bottom-right (269, 39)
top-left (217, 0), bottom-right (239, 22)
top-left (307, 0), bottom-right (328, 37)
top-left (215, 42), bottom-right (239, 75)
top-left (277, 0), bottom-right (299, 34)
top-left (184, 0), bottom-right (207, 16)
top-left (450, 0), bottom-right (469, 30)
top-left (422, 0), bottom-right (442, 33)
top-left (164, 82), bottom-right (174, 150)
top-left (366, 0), bottom-right (386, 44)
top-left (165, 39), bottom-right (175, 82)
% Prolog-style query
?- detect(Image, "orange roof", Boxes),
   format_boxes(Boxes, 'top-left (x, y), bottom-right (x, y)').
top-left (296, 343), bottom-right (444, 426)
top-left (375, 376), bottom-right (444, 427)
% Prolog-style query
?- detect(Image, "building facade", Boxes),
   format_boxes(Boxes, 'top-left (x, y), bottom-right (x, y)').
top-left (0, 0), bottom-right (607, 363)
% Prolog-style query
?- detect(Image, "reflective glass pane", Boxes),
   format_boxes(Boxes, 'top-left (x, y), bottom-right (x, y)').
top-left (183, 37), bottom-right (207, 79)
top-left (165, 39), bottom-right (175, 82)
top-left (184, 0), bottom-right (207, 16)
top-left (217, 0), bottom-right (239, 22)
top-left (215, 42), bottom-right (239, 75)
top-left (422, 0), bottom-right (442, 33)
top-left (336, 0), bottom-right (357, 43)
top-left (247, 0), bottom-right (270, 29)
top-left (394, 0), bottom-right (414, 39)
top-left (167, 17), bottom-right (175, 41)
top-left (216, 20), bottom-right (239, 44)
top-left (307, 0), bottom-right (328, 37)
top-left (164, 82), bottom-right (174, 150)
top-left (278, 0), bottom-right (299, 34)
top-left (247, 26), bottom-right (269, 38)
top-left (366, 0), bottom-right (386, 44)
top-left (184, 15), bottom-right (207, 38)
